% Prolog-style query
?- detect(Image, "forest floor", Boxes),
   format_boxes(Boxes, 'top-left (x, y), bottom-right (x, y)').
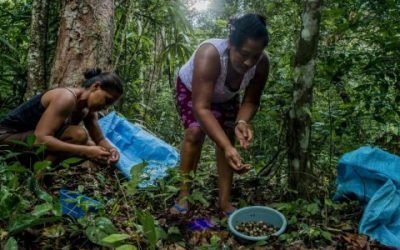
top-left (2, 157), bottom-right (397, 250)
top-left (0, 146), bottom-right (396, 250)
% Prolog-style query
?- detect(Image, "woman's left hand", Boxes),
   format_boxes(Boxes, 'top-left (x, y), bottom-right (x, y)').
top-left (107, 148), bottom-right (120, 165)
top-left (235, 121), bottom-right (253, 149)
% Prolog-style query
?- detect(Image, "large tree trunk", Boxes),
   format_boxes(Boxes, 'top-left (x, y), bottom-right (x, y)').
top-left (50, 0), bottom-right (114, 87)
top-left (26, 0), bottom-right (49, 98)
top-left (287, 0), bottom-right (322, 197)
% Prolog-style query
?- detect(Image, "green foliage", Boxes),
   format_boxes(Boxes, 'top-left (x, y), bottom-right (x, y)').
top-left (272, 198), bottom-right (359, 245)
top-left (1, 0), bottom-right (400, 248)
top-left (0, 139), bottom-right (61, 237)
top-left (136, 209), bottom-right (157, 250)
top-left (0, 1), bottom-right (30, 110)
top-left (124, 162), bottom-right (148, 195)
top-left (102, 233), bottom-right (131, 244)
top-left (60, 157), bottom-right (83, 168)
top-left (4, 237), bottom-right (18, 250)
top-left (113, 0), bottom-right (193, 137)
top-left (84, 216), bottom-right (119, 247)
top-left (116, 244), bottom-right (138, 250)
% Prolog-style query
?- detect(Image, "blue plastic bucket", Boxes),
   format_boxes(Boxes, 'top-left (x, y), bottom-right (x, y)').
top-left (60, 189), bottom-right (101, 219)
top-left (228, 206), bottom-right (287, 241)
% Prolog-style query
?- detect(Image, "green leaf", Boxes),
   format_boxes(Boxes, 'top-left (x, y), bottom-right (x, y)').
top-left (29, 178), bottom-right (53, 203)
top-left (305, 203), bottom-right (320, 216)
top-left (321, 230), bottom-right (332, 241)
top-left (1, 151), bottom-right (21, 161)
top-left (0, 190), bottom-right (20, 219)
top-left (8, 215), bottom-right (61, 234)
top-left (9, 140), bottom-right (28, 147)
top-left (125, 162), bottom-right (148, 195)
top-left (51, 201), bottom-right (62, 217)
top-left (42, 224), bottom-right (65, 238)
top-left (26, 134), bottom-right (36, 147)
top-left (131, 162), bottom-right (148, 179)
top-left (78, 185), bottom-right (85, 193)
top-left (156, 227), bottom-right (167, 240)
top-left (33, 160), bottom-right (51, 173)
top-left (85, 217), bottom-right (118, 247)
top-left (116, 245), bottom-right (138, 250)
top-left (210, 234), bottom-right (221, 245)
top-left (6, 164), bottom-right (29, 174)
top-left (35, 144), bottom-right (47, 155)
top-left (167, 226), bottom-right (180, 235)
top-left (61, 157), bottom-right (83, 168)
top-left (0, 36), bottom-right (18, 54)
top-left (136, 209), bottom-right (156, 250)
top-left (0, 54), bottom-right (20, 66)
top-left (255, 240), bottom-right (268, 246)
top-left (4, 237), bottom-right (18, 250)
top-left (32, 203), bottom-right (53, 217)
top-left (189, 191), bottom-right (209, 207)
top-left (166, 185), bottom-right (179, 193)
top-left (101, 233), bottom-right (130, 244)
top-left (289, 215), bottom-right (298, 224)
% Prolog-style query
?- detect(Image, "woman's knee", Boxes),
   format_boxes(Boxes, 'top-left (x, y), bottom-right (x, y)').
top-left (184, 127), bottom-right (205, 145)
top-left (61, 126), bottom-right (88, 145)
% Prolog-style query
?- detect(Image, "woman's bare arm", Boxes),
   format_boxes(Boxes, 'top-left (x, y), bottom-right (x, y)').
top-left (236, 54), bottom-right (269, 123)
top-left (84, 112), bottom-right (113, 150)
top-left (192, 44), bottom-right (232, 150)
top-left (192, 44), bottom-right (243, 169)
top-left (34, 90), bottom-right (89, 156)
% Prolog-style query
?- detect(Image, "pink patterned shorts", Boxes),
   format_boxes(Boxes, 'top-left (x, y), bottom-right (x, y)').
top-left (176, 77), bottom-right (239, 129)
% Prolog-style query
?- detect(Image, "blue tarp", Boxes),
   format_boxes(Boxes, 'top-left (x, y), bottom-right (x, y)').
top-left (98, 112), bottom-right (180, 187)
top-left (60, 189), bottom-right (101, 218)
top-left (334, 146), bottom-right (400, 247)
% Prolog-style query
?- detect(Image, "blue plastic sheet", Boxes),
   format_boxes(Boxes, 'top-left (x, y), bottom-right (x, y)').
top-left (187, 218), bottom-right (215, 231)
top-left (334, 146), bottom-right (400, 247)
top-left (60, 189), bottom-right (101, 218)
top-left (98, 112), bottom-right (180, 187)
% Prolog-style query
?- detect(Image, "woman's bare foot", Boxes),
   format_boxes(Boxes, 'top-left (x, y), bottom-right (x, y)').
top-left (218, 201), bottom-right (237, 216)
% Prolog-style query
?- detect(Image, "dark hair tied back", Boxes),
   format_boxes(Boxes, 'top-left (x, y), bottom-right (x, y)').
top-left (84, 68), bottom-right (102, 80)
top-left (82, 68), bottom-right (123, 95)
top-left (229, 13), bottom-right (269, 48)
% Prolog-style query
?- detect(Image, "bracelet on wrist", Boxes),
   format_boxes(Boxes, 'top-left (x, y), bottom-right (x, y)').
top-left (235, 120), bottom-right (248, 126)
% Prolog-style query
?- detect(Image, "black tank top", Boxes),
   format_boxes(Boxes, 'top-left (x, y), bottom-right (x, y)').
top-left (0, 88), bottom-right (76, 132)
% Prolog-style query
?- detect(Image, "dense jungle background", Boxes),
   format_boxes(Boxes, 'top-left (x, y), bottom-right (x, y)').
top-left (0, 0), bottom-right (399, 249)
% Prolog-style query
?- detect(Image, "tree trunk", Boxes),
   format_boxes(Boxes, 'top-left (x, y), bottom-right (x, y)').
top-left (287, 0), bottom-right (322, 198)
top-left (50, 0), bottom-right (114, 87)
top-left (26, 0), bottom-right (49, 98)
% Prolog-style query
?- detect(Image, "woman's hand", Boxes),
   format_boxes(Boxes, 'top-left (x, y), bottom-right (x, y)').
top-left (235, 164), bottom-right (252, 175)
top-left (224, 146), bottom-right (243, 171)
top-left (107, 148), bottom-right (120, 165)
top-left (235, 120), bottom-right (253, 149)
top-left (84, 146), bottom-right (111, 164)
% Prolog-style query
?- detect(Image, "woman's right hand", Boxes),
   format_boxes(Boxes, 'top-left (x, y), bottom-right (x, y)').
top-left (84, 146), bottom-right (111, 164)
top-left (224, 146), bottom-right (243, 171)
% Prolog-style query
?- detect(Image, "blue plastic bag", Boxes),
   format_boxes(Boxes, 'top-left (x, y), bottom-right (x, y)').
top-left (187, 218), bottom-right (215, 231)
top-left (98, 112), bottom-right (180, 187)
top-left (60, 189), bottom-right (101, 218)
top-left (334, 146), bottom-right (400, 247)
